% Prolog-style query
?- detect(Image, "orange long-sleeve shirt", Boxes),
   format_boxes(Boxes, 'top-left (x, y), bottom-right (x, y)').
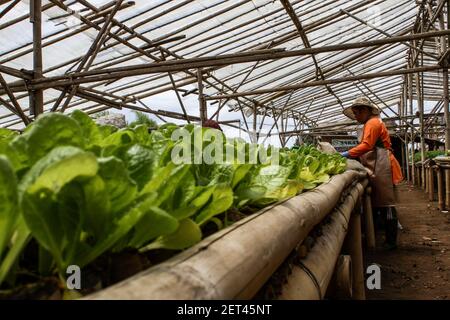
top-left (348, 116), bottom-right (403, 185)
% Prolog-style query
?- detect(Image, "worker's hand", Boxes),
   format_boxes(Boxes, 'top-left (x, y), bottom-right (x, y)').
top-left (340, 151), bottom-right (350, 158)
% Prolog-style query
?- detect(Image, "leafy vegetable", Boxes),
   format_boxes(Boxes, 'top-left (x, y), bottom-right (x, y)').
top-left (0, 111), bottom-right (346, 289)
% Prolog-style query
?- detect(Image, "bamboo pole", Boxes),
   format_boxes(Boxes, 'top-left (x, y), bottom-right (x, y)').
top-left (0, 0), bottom-right (19, 20)
top-left (326, 255), bottom-right (353, 299)
top-left (344, 200), bottom-right (366, 300)
top-left (85, 0), bottom-right (369, 75)
top-left (0, 1), bottom-right (59, 31)
top-left (212, 5), bottom-right (409, 95)
top-left (205, 66), bottom-right (443, 100)
top-left (421, 54), bottom-right (426, 190)
top-left (341, 8), bottom-right (438, 60)
top-left (87, 170), bottom-right (367, 300)
top-left (4, 29), bottom-right (450, 94)
top-left (159, 50), bottom-right (190, 123)
top-left (429, 165), bottom-right (435, 202)
top-left (414, 21), bottom-right (426, 190)
top-left (444, 68), bottom-right (449, 151)
top-left (437, 166), bottom-right (445, 209)
top-left (363, 187), bottom-right (376, 249)
top-left (344, 66), bottom-right (420, 135)
top-left (0, 2), bottom-right (129, 65)
top-left (410, 0), bottom-right (446, 68)
top-left (30, 0), bottom-right (43, 117)
top-left (197, 68), bottom-right (207, 124)
top-left (0, 73), bottom-right (30, 125)
top-left (409, 67), bottom-right (416, 184)
top-left (445, 167), bottom-right (450, 209)
top-left (278, 182), bottom-right (367, 300)
top-left (280, 0), bottom-right (344, 110)
top-left (57, 0), bottom-right (124, 112)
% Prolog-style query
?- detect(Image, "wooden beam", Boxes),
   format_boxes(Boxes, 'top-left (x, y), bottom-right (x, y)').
top-left (0, 0), bottom-right (20, 20)
top-left (205, 66), bottom-right (443, 100)
top-left (4, 29), bottom-right (450, 94)
top-left (0, 73), bottom-right (30, 125)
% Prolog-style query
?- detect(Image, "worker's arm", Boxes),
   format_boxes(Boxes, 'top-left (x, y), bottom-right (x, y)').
top-left (348, 119), bottom-right (381, 158)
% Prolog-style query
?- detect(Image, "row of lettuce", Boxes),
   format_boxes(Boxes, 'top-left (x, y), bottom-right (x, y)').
top-left (411, 150), bottom-right (447, 162)
top-left (0, 111), bottom-right (346, 288)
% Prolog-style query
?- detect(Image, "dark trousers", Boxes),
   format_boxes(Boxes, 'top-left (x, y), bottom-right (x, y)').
top-left (373, 206), bottom-right (398, 246)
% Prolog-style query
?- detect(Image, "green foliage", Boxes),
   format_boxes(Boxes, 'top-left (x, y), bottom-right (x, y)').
top-left (0, 111), bottom-right (346, 289)
top-left (412, 150), bottom-right (446, 162)
top-left (128, 111), bottom-right (158, 129)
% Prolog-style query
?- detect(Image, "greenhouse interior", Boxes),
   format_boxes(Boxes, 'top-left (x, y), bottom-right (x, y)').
top-left (0, 0), bottom-right (449, 302)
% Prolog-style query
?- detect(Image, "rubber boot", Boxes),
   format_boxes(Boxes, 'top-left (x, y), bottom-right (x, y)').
top-left (384, 207), bottom-right (398, 250)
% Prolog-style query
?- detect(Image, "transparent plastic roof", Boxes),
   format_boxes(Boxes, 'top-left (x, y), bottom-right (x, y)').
top-left (0, 0), bottom-right (447, 135)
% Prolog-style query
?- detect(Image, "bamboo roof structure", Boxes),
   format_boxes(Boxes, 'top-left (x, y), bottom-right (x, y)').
top-left (0, 0), bottom-right (450, 148)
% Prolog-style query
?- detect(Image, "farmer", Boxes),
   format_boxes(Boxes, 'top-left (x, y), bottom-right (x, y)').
top-left (340, 96), bottom-right (403, 250)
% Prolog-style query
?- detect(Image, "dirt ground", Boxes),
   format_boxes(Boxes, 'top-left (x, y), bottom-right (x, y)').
top-left (365, 182), bottom-right (450, 300)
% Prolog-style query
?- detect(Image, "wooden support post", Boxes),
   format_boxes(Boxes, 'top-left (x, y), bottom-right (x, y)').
top-left (445, 167), bottom-right (450, 209)
top-left (253, 104), bottom-right (257, 144)
top-left (425, 165), bottom-right (428, 193)
top-left (415, 67), bottom-right (426, 189)
top-left (420, 166), bottom-right (423, 188)
top-left (416, 166), bottom-right (420, 186)
top-left (429, 166), bottom-right (435, 202)
top-left (363, 187), bottom-right (376, 249)
top-left (345, 202), bottom-right (366, 300)
top-left (197, 68), bottom-right (207, 124)
top-left (30, 0), bottom-right (43, 117)
top-left (408, 65), bottom-right (415, 184)
top-left (444, 68), bottom-right (449, 151)
top-left (447, 0), bottom-right (450, 150)
top-left (401, 135), bottom-right (406, 178)
top-left (438, 166), bottom-right (445, 209)
top-left (405, 133), bottom-right (410, 181)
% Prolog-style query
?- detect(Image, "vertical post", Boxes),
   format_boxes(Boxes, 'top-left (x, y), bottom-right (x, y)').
top-left (444, 68), bottom-right (449, 151)
top-left (253, 103), bottom-right (257, 143)
top-left (448, 0), bottom-right (450, 51)
top-left (445, 167), bottom-right (450, 209)
top-left (401, 140), bottom-right (406, 178)
top-left (437, 166), bottom-right (444, 210)
top-left (429, 166), bottom-right (435, 202)
top-left (197, 68), bottom-right (207, 124)
top-left (30, 0), bottom-right (44, 117)
top-left (405, 137), bottom-right (410, 181)
top-left (445, 0), bottom-right (450, 151)
top-left (402, 79), bottom-right (410, 180)
top-left (345, 204), bottom-right (365, 300)
top-left (415, 23), bottom-right (426, 189)
top-left (280, 113), bottom-right (286, 147)
top-left (420, 30), bottom-right (426, 189)
top-left (408, 68), bottom-right (415, 184)
top-left (403, 77), bottom-right (410, 180)
top-left (363, 187), bottom-right (376, 249)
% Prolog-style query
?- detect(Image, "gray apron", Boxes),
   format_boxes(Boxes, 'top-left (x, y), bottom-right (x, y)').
top-left (357, 126), bottom-right (396, 207)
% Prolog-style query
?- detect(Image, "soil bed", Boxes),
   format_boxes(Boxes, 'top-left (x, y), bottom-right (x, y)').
top-left (365, 182), bottom-right (450, 300)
